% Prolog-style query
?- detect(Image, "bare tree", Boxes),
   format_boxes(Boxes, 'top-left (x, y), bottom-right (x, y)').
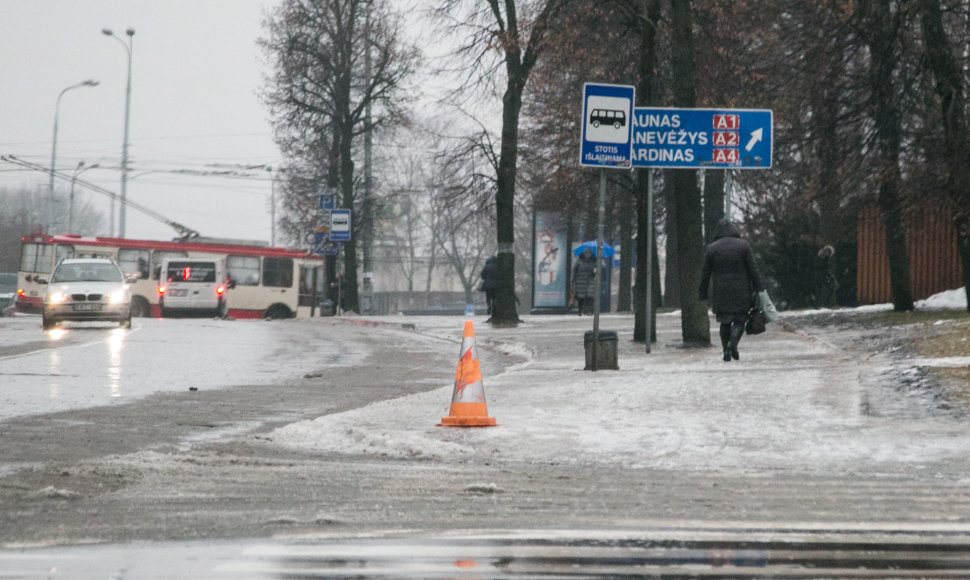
top-left (432, 0), bottom-right (572, 325)
top-left (857, 0), bottom-right (914, 311)
top-left (0, 186), bottom-right (103, 271)
top-left (261, 0), bottom-right (418, 312)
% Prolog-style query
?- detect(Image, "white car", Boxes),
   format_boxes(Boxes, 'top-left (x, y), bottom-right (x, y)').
top-left (39, 258), bottom-right (133, 330)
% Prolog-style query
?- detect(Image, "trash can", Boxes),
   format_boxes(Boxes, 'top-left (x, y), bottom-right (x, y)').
top-left (584, 330), bottom-right (618, 370)
top-left (319, 299), bottom-right (335, 317)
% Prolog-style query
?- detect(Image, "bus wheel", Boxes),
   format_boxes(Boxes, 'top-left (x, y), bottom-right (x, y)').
top-left (264, 304), bottom-right (291, 320)
top-left (130, 296), bottom-right (151, 318)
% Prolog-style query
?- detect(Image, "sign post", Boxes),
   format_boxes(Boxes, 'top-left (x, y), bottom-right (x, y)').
top-left (579, 83), bottom-right (635, 370)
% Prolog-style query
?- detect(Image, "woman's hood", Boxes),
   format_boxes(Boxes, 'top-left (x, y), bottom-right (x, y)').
top-left (713, 219), bottom-right (741, 240)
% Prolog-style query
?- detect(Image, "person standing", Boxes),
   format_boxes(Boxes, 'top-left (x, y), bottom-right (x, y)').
top-left (814, 245), bottom-right (838, 308)
top-left (698, 219), bottom-right (765, 362)
top-left (572, 247), bottom-right (598, 316)
top-left (480, 256), bottom-right (498, 317)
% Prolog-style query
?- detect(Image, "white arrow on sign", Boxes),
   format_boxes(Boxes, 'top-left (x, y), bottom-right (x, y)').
top-left (745, 127), bottom-right (763, 152)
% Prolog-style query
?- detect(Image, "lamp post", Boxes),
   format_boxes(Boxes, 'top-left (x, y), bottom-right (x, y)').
top-left (266, 166), bottom-right (278, 247)
top-left (103, 27), bottom-right (134, 238)
top-left (69, 161), bottom-right (99, 233)
top-left (49, 79), bottom-right (99, 233)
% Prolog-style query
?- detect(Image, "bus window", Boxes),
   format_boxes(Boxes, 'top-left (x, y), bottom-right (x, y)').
top-left (118, 249), bottom-right (150, 279)
top-left (298, 265), bottom-right (322, 306)
top-left (56, 245), bottom-right (74, 264)
top-left (263, 257), bottom-right (294, 288)
top-left (20, 243), bottom-right (54, 273)
top-left (227, 255), bottom-right (260, 286)
top-left (76, 250), bottom-right (113, 259)
top-left (153, 251), bottom-right (188, 280)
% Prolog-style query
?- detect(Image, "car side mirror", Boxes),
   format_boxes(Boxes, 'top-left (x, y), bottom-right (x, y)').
top-left (125, 275), bottom-right (139, 284)
top-left (36, 277), bottom-right (48, 285)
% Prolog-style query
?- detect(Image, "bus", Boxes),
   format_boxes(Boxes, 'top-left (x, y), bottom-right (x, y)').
top-left (17, 233), bottom-right (324, 319)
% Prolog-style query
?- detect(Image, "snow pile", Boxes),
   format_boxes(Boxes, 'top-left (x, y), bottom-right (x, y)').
top-left (916, 287), bottom-right (967, 310)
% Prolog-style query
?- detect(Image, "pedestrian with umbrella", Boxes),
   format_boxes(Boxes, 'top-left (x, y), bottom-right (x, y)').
top-left (571, 242), bottom-right (612, 316)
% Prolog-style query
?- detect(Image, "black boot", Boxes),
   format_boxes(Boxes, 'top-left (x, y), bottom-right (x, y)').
top-left (729, 321), bottom-right (744, 360)
top-left (720, 323), bottom-right (732, 362)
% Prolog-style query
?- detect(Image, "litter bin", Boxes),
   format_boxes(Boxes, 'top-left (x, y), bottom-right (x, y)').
top-left (584, 330), bottom-right (618, 370)
top-left (319, 299), bottom-right (335, 317)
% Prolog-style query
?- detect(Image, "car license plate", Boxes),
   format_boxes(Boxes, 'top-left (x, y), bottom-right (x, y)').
top-left (170, 289), bottom-right (188, 297)
top-left (74, 303), bottom-right (102, 311)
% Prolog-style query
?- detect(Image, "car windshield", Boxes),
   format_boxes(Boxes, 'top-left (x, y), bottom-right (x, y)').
top-left (51, 264), bottom-right (123, 283)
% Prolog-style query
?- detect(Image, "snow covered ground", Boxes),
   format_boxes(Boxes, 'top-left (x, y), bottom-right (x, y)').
top-left (267, 287), bottom-right (969, 478)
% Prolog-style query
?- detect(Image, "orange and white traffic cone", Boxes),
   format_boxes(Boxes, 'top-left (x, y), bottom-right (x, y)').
top-left (438, 320), bottom-right (497, 427)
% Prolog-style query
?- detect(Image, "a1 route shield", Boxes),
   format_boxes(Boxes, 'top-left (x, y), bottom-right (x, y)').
top-left (580, 83), bottom-right (635, 169)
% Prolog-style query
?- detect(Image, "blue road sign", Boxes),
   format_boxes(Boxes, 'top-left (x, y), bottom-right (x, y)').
top-left (318, 194), bottom-right (336, 210)
top-left (631, 108), bottom-right (772, 169)
top-left (329, 209), bottom-right (351, 242)
top-left (313, 241), bottom-right (340, 256)
top-left (580, 83), bottom-right (635, 169)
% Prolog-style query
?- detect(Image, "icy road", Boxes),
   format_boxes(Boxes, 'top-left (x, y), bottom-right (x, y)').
top-left (1, 300), bottom-right (970, 577)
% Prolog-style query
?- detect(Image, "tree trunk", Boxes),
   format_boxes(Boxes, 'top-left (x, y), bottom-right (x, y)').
top-left (703, 170), bottom-right (724, 243)
top-left (862, 0), bottom-right (913, 311)
top-left (920, 0), bottom-right (970, 311)
top-left (492, 72), bottom-right (525, 325)
top-left (663, 175), bottom-right (680, 308)
top-left (339, 119), bottom-right (360, 313)
top-left (816, 59), bottom-right (844, 247)
top-left (326, 132), bottom-right (341, 307)
top-left (670, 0), bottom-right (710, 344)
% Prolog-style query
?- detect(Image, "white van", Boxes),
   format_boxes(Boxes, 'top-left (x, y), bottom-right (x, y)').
top-left (157, 258), bottom-right (229, 317)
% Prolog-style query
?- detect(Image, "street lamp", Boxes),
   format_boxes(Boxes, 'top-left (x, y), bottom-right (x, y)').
top-left (69, 161), bottom-right (99, 232)
top-left (266, 166), bottom-right (278, 247)
top-left (102, 26), bottom-right (135, 238)
top-left (49, 79), bottom-right (99, 234)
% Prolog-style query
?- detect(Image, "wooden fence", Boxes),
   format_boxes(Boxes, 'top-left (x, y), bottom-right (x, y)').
top-left (857, 201), bottom-right (964, 304)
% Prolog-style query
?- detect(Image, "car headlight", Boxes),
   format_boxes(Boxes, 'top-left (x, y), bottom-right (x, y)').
top-left (46, 291), bottom-right (67, 304)
top-left (108, 289), bottom-right (129, 304)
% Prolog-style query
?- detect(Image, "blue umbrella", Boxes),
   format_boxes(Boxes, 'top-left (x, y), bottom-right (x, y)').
top-left (573, 240), bottom-right (615, 257)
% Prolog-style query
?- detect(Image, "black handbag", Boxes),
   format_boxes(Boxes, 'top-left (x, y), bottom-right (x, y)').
top-left (745, 294), bottom-right (767, 335)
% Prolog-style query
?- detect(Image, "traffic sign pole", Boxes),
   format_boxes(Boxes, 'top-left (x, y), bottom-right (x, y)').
top-left (579, 83), bottom-right (635, 369)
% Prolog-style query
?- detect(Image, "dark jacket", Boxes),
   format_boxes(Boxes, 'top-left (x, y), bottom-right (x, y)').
top-left (480, 257), bottom-right (498, 290)
top-left (699, 220), bottom-right (764, 315)
top-left (572, 254), bottom-right (598, 299)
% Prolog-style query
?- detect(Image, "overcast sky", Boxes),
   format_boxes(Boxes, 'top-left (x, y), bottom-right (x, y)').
top-left (1, 1), bottom-right (290, 243)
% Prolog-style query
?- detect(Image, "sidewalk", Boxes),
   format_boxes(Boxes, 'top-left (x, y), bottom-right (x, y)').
top-left (270, 309), bottom-right (970, 480)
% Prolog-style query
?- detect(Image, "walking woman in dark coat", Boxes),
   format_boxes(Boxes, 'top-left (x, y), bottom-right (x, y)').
top-left (572, 248), bottom-right (597, 315)
top-left (480, 256), bottom-right (498, 316)
top-left (699, 220), bottom-right (765, 362)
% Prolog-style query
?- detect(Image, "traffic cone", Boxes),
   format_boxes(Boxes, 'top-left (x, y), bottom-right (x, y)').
top-left (438, 320), bottom-right (497, 427)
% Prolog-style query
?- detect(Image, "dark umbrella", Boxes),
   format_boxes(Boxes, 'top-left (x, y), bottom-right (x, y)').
top-left (573, 240), bottom-right (615, 257)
